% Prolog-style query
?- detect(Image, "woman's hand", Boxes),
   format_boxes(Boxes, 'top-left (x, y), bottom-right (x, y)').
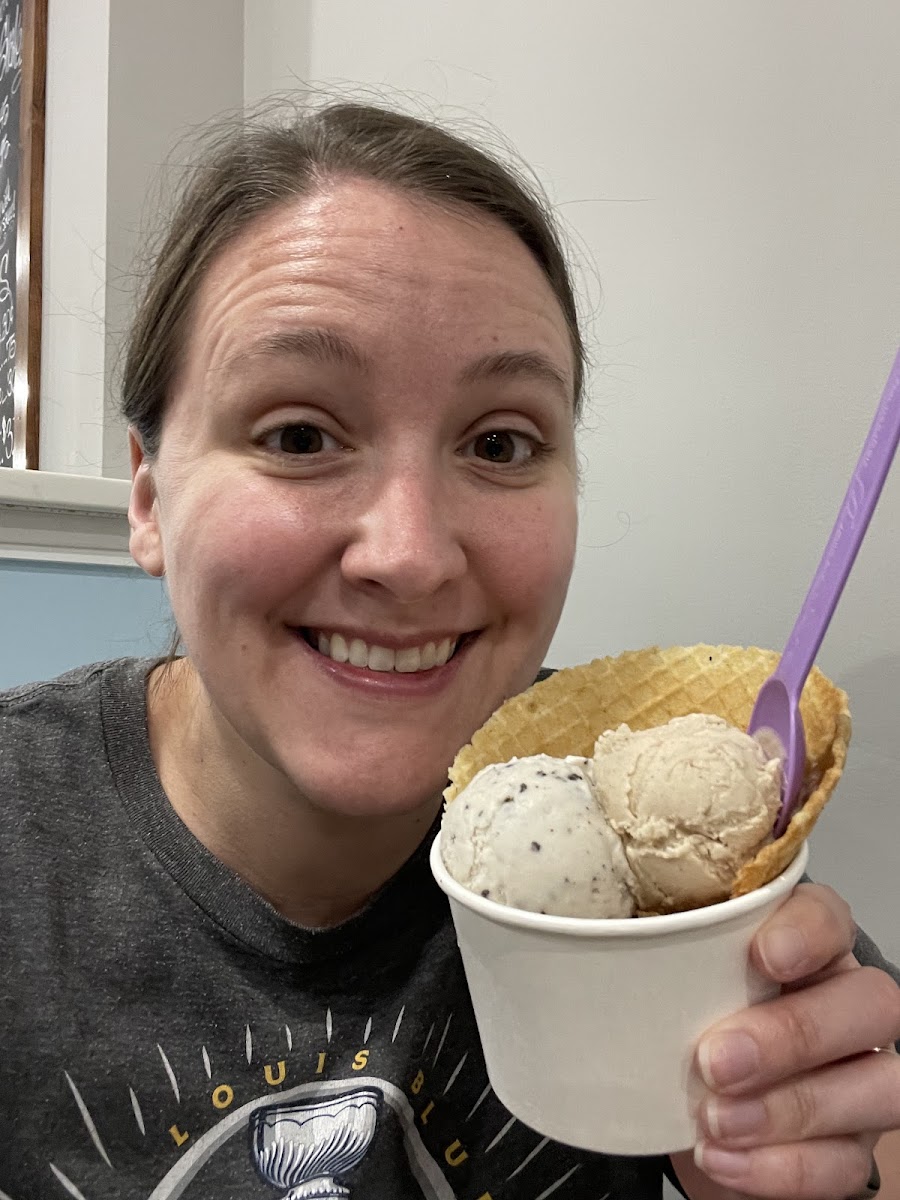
top-left (670, 883), bottom-right (900, 1199)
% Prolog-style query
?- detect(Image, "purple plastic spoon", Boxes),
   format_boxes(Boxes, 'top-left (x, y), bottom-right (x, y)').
top-left (748, 346), bottom-right (900, 837)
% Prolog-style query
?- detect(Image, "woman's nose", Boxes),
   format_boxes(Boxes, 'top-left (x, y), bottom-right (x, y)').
top-left (341, 470), bottom-right (468, 603)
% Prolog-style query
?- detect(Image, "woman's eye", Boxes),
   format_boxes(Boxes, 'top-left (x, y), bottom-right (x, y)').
top-left (467, 430), bottom-right (537, 465)
top-left (265, 424), bottom-right (340, 455)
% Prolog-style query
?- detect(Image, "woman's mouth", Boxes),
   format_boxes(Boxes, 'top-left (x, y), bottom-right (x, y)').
top-left (298, 629), bottom-right (473, 674)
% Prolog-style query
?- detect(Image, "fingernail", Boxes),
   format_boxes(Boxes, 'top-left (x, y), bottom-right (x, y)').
top-left (758, 924), bottom-right (807, 976)
top-left (697, 1031), bottom-right (760, 1088)
top-left (694, 1142), bottom-right (750, 1183)
top-left (703, 1096), bottom-right (766, 1140)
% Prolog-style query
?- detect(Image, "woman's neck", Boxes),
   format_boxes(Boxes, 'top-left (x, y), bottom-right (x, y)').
top-left (146, 659), bottom-right (441, 928)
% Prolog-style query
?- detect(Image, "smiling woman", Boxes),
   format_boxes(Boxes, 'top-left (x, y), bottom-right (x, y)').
top-left (1, 99), bottom-right (898, 1200)
top-left (128, 173), bottom-right (579, 846)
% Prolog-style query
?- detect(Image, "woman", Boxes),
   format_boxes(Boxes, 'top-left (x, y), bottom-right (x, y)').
top-left (1, 102), bottom-right (897, 1200)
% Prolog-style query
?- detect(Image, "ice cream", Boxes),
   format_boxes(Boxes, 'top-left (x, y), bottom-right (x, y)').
top-left (441, 713), bottom-right (783, 917)
top-left (443, 645), bottom-right (850, 902)
top-left (440, 754), bottom-right (637, 917)
top-left (592, 713), bottom-right (782, 911)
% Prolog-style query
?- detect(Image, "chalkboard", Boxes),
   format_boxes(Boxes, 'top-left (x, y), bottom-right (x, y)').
top-left (0, 0), bottom-right (45, 470)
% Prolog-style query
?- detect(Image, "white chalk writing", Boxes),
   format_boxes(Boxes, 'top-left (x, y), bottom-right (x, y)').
top-left (0, 3), bottom-right (23, 89)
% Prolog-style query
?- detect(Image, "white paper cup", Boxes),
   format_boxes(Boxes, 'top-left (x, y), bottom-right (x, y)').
top-left (431, 832), bottom-right (808, 1155)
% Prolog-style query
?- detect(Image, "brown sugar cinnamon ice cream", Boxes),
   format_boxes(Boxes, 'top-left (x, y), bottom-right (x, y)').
top-left (591, 713), bottom-right (782, 911)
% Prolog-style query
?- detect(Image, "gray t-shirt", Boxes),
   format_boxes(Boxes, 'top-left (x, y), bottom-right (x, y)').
top-left (0, 660), bottom-right (894, 1200)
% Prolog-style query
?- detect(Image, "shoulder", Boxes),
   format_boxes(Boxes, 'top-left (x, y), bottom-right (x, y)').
top-left (0, 655), bottom-right (151, 703)
top-left (1, 657), bottom-right (124, 729)
top-left (1, 658), bottom-right (109, 709)
top-left (0, 657), bottom-right (156, 888)
top-left (0, 657), bottom-right (150, 786)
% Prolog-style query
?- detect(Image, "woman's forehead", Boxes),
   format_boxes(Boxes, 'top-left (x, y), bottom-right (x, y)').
top-left (183, 179), bottom-right (575, 383)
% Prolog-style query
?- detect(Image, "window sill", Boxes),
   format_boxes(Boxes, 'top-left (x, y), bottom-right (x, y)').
top-left (0, 470), bottom-right (135, 568)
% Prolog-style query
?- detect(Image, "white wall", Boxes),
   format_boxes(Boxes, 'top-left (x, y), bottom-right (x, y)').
top-left (39, 0), bottom-right (244, 478)
top-left (104, 0), bottom-right (244, 477)
top-left (245, 0), bottom-right (900, 961)
top-left (244, 0), bottom-right (310, 105)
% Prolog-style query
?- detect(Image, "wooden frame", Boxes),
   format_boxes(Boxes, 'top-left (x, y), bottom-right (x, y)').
top-left (0, 0), bottom-right (46, 469)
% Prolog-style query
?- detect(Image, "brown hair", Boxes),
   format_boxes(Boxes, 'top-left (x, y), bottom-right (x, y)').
top-left (122, 100), bottom-right (586, 455)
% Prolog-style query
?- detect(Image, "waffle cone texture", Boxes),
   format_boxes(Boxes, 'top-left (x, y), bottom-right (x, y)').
top-left (445, 645), bottom-right (850, 902)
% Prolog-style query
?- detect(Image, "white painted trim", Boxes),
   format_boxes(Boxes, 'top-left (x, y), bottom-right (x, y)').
top-left (40, 0), bottom-right (111, 476)
top-left (0, 469), bottom-right (136, 568)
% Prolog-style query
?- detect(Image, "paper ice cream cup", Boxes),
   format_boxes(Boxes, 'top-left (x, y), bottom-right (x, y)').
top-left (431, 833), bottom-right (808, 1156)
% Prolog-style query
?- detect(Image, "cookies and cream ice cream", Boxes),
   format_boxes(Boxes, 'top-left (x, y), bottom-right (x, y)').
top-left (440, 755), bottom-right (637, 917)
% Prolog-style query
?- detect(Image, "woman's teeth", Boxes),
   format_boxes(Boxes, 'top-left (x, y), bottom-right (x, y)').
top-left (312, 631), bottom-right (458, 673)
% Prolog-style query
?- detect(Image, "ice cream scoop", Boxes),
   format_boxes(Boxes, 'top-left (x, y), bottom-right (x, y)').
top-left (440, 754), bottom-right (637, 917)
top-left (592, 714), bottom-right (782, 911)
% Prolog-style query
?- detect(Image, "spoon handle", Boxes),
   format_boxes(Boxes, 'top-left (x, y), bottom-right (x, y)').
top-left (777, 346), bottom-right (900, 698)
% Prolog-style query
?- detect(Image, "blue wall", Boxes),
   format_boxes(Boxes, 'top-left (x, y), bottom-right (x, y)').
top-left (0, 561), bottom-right (171, 689)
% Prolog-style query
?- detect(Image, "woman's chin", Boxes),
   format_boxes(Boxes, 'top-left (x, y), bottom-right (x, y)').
top-left (283, 761), bottom-right (447, 824)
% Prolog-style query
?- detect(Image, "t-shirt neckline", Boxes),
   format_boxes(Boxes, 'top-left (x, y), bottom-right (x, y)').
top-left (99, 657), bottom-right (447, 965)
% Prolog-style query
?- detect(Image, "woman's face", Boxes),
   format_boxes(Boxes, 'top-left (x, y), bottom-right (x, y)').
top-left (130, 179), bottom-right (579, 816)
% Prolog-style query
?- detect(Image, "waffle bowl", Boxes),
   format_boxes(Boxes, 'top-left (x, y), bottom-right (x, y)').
top-left (444, 644), bottom-right (851, 902)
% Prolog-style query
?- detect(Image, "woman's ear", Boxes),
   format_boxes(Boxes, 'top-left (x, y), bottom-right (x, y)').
top-left (128, 429), bottom-right (165, 578)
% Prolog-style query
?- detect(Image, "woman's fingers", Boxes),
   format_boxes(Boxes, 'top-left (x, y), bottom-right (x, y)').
top-left (696, 966), bottom-right (900, 1096)
top-left (751, 883), bottom-right (856, 983)
top-left (698, 1049), bottom-right (900, 1146)
top-left (685, 884), bottom-right (899, 1200)
top-left (693, 1134), bottom-right (878, 1200)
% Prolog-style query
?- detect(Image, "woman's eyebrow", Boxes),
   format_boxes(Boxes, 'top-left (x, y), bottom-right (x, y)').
top-left (217, 334), bottom-right (570, 400)
top-left (458, 350), bottom-right (571, 400)
top-left (220, 328), bottom-right (371, 374)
